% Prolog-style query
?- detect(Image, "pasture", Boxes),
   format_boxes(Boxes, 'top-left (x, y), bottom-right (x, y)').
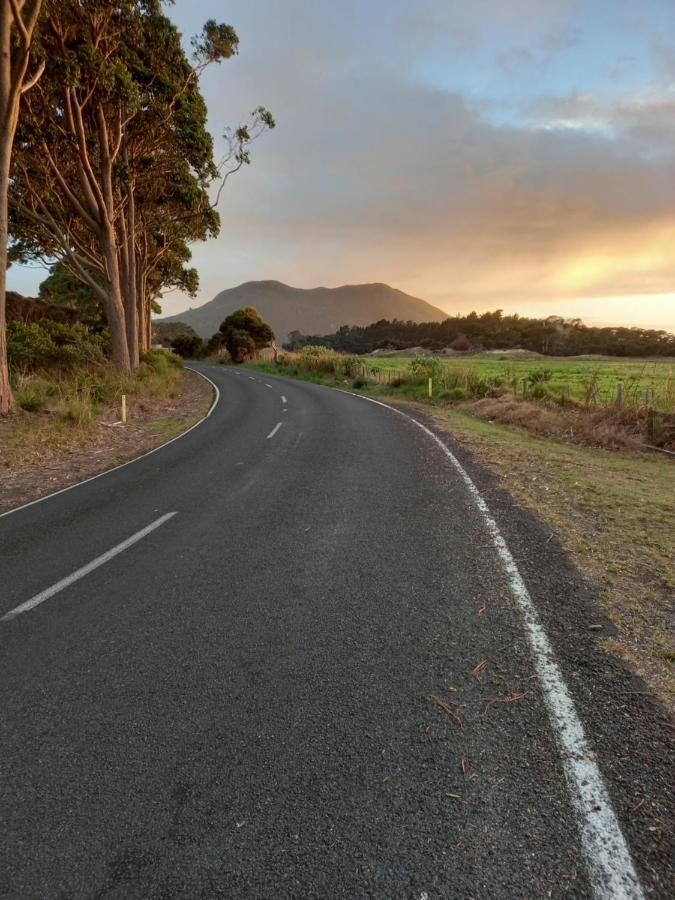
top-left (358, 354), bottom-right (675, 411)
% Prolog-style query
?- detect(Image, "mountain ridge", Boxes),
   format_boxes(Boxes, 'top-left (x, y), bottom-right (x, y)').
top-left (158, 280), bottom-right (448, 341)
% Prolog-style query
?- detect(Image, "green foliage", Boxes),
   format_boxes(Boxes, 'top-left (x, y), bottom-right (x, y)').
top-left (171, 335), bottom-right (205, 358)
top-left (341, 356), bottom-right (360, 378)
top-left (441, 387), bottom-right (468, 402)
top-left (39, 263), bottom-right (104, 329)
top-left (7, 321), bottom-right (108, 370)
top-left (192, 20), bottom-right (239, 64)
top-left (14, 385), bottom-right (49, 412)
top-left (140, 348), bottom-right (183, 373)
top-left (352, 376), bottom-right (368, 389)
top-left (408, 356), bottom-right (442, 380)
top-left (218, 306), bottom-right (274, 363)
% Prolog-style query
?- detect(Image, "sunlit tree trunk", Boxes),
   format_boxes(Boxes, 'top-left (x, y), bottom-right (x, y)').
top-left (0, 0), bottom-right (44, 414)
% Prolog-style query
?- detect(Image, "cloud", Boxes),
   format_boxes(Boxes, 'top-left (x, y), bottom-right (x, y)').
top-left (157, 1), bottom-right (675, 329)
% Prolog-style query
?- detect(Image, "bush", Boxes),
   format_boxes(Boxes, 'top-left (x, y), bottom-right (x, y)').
top-left (7, 320), bottom-right (108, 370)
top-left (140, 348), bottom-right (183, 373)
top-left (408, 355), bottom-right (442, 381)
top-left (298, 345), bottom-right (341, 373)
top-left (352, 376), bottom-right (368, 389)
top-left (14, 384), bottom-right (49, 412)
top-left (530, 382), bottom-right (554, 401)
top-left (341, 356), bottom-right (360, 378)
top-left (441, 387), bottom-right (467, 402)
top-left (171, 335), bottom-right (205, 358)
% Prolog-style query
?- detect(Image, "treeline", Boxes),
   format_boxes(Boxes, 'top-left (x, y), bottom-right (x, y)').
top-left (285, 311), bottom-right (675, 357)
top-left (0, 2), bottom-right (273, 413)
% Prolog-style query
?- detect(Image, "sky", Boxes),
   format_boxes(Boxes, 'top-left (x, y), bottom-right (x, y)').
top-left (9, 0), bottom-right (675, 331)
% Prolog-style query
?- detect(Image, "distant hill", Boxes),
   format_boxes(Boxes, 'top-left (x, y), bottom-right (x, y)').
top-left (157, 280), bottom-right (447, 341)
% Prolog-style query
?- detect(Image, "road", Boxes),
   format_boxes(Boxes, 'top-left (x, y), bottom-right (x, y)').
top-left (0, 364), bottom-right (671, 899)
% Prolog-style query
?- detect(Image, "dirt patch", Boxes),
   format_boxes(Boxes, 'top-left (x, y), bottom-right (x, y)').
top-left (0, 369), bottom-right (213, 514)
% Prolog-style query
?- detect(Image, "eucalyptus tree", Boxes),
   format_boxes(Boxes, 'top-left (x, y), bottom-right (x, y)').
top-left (10, 3), bottom-right (274, 370)
top-left (0, 0), bottom-right (44, 414)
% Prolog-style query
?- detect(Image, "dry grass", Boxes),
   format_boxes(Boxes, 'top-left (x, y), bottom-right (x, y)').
top-left (0, 352), bottom-right (183, 469)
top-left (465, 396), bottom-right (657, 451)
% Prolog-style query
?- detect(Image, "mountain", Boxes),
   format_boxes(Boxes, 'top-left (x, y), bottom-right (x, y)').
top-left (157, 280), bottom-right (447, 341)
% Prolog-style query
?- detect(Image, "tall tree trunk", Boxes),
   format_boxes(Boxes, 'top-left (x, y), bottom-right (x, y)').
top-left (124, 170), bottom-right (139, 366)
top-left (0, 1), bottom-right (43, 413)
top-left (101, 230), bottom-right (131, 372)
top-left (0, 141), bottom-right (12, 415)
top-left (137, 268), bottom-right (148, 351)
top-left (0, 7), bottom-right (15, 415)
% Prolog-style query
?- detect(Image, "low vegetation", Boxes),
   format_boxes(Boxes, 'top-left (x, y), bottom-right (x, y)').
top-left (2, 318), bottom-right (184, 465)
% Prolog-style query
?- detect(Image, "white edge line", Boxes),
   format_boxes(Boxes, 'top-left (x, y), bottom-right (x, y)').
top-left (2, 512), bottom-right (177, 621)
top-left (338, 389), bottom-right (644, 900)
top-left (0, 367), bottom-right (220, 521)
top-left (266, 421), bottom-right (283, 440)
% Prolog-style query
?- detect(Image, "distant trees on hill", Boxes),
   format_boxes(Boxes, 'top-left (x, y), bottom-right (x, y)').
top-left (284, 311), bottom-right (675, 358)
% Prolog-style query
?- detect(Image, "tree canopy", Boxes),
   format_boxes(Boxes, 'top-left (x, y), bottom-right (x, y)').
top-left (218, 306), bottom-right (274, 362)
top-left (284, 311), bottom-right (675, 358)
top-left (3, 0), bottom-right (274, 399)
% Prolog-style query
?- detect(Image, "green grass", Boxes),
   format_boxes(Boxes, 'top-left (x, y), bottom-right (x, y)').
top-left (359, 354), bottom-right (675, 411)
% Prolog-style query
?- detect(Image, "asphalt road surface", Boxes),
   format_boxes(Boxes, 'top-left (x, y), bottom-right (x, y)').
top-left (1, 364), bottom-right (672, 899)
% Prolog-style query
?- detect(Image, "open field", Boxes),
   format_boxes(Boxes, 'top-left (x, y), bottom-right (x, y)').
top-left (360, 354), bottom-right (675, 411)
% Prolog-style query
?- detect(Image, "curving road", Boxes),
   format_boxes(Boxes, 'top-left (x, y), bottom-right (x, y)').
top-left (0, 364), bottom-right (671, 898)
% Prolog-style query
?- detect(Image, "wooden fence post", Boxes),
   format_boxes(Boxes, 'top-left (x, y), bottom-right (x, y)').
top-left (523, 379), bottom-right (529, 398)
top-left (616, 383), bottom-right (623, 409)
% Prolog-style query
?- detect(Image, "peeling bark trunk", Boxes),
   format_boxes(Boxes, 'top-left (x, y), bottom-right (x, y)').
top-left (0, 138), bottom-right (12, 415)
top-left (125, 177), bottom-right (139, 366)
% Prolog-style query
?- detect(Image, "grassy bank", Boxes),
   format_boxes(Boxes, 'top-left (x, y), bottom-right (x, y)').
top-left (242, 357), bottom-right (674, 704)
top-left (1, 349), bottom-right (184, 466)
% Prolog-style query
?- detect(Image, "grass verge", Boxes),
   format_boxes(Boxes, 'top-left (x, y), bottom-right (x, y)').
top-left (1, 349), bottom-right (184, 466)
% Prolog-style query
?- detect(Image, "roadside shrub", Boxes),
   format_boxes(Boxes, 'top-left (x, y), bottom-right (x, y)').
top-left (140, 348), bottom-right (182, 374)
top-left (73, 372), bottom-right (112, 404)
top-left (298, 345), bottom-right (340, 373)
top-left (441, 387), bottom-right (467, 402)
top-left (60, 394), bottom-right (95, 427)
top-left (352, 376), bottom-right (368, 389)
top-left (14, 384), bottom-right (49, 412)
top-left (530, 382), bottom-right (555, 401)
top-left (529, 368), bottom-right (553, 384)
top-left (171, 334), bottom-right (205, 358)
top-left (341, 356), bottom-right (360, 378)
top-left (408, 356), bottom-right (442, 381)
top-left (7, 320), bottom-right (107, 370)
